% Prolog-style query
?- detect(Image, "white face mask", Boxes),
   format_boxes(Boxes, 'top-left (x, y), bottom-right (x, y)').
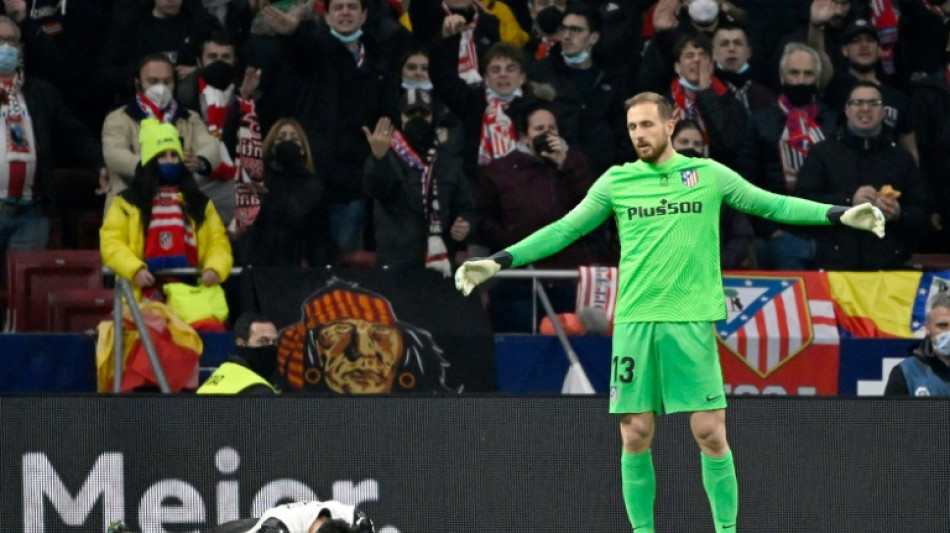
top-left (688, 0), bottom-right (719, 25)
top-left (144, 83), bottom-right (173, 109)
top-left (933, 331), bottom-right (950, 356)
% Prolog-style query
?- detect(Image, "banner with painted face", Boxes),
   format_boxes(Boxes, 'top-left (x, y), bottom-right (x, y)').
top-left (241, 267), bottom-right (496, 393)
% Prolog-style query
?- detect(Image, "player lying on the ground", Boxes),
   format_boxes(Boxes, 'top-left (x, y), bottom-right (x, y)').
top-left (203, 500), bottom-right (375, 533)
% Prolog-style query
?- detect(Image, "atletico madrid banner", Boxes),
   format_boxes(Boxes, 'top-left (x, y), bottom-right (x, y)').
top-left (716, 271), bottom-right (840, 395)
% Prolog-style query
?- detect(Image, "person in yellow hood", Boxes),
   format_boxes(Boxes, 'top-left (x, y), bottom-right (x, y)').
top-left (100, 118), bottom-right (232, 301)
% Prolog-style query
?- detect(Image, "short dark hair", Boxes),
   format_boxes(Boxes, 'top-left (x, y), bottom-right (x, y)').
top-left (482, 42), bottom-right (526, 74)
top-left (673, 32), bottom-right (713, 62)
top-left (562, 2), bottom-right (602, 34)
top-left (672, 118), bottom-right (703, 141)
top-left (712, 20), bottom-right (748, 39)
top-left (316, 519), bottom-right (359, 533)
top-left (624, 91), bottom-right (674, 120)
top-left (849, 79), bottom-right (882, 99)
top-left (322, 0), bottom-right (366, 11)
top-left (234, 313), bottom-right (272, 343)
top-left (512, 99), bottom-right (557, 135)
top-left (137, 53), bottom-right (176, 79)
top-left (199, 30), bottom-right (236, 57)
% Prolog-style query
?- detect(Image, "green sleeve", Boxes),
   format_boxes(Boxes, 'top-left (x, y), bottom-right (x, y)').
top-left (504, 175), bottom-right (613, 268)
top-left (716, 164), bottom-right (833, 226)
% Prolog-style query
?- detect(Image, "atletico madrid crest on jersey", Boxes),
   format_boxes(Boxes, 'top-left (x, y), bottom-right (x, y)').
top-left (159, 231), bottom-right (173, 251)
top-left (680, 168), bottom-right (698, 188)
top-left (715, 276), bottom-right (829, 377)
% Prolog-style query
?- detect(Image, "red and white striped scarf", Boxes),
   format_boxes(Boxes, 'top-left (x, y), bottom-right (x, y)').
top-left (477, 88), bottom-right (519, 166)
top-left (0, 72), bottom-right (36, 202)
top-left (228, 98), bottom-right (265, 237)
top-left (143, 187), bottom-right (198, 300)
top-left (445, 2), bottom-right (482, 85)
top-left (870, 0), bottom-right (900, 75)
top-left (198, 78), bottom-right (237, 182)
top-left (391, 131), bottom-right (450, 276)
top-left (576, 266), bottom-right (617, 335)
top-left (670, 76), bottom-right (728, 152)
top-left (777, 94), bottom-right (825, 192)
top-left (135, 91), bottom-right (178, 123)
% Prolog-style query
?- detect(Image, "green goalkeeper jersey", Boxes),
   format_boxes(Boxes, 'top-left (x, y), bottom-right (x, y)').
top-left (505, 153), bottom-right (834, 323)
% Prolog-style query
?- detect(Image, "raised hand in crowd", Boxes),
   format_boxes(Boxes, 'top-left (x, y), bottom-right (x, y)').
top-left (2, 0), bottom-right (26, 22)
top-left (652, 0), bottom-right (683, 32)
top-left (441, 13), bottom-right (476, 38)
top-left (260, 0), bottom-right (304, 36)
top-left (696, 53), bottom-right (714, 91)
top-left (239, 67), bottom-right (263, 100)
top-left (450, 217), bottom-right (470, 242)
top-left (809, 0), bottom-right (838, 27)
top-left (362, 117), bottom-right (394, 160)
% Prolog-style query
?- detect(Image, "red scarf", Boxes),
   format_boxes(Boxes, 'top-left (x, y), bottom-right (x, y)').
top-left (1, 72), bottom-right (35, 202)
top-left (478, 88), bottom-right (519, 165)
top-left (391, 131), bottom-right (450, 275)
top-left (198, 78), bottom-right (237, 182)
top-left (670, 76), bottom-right (728, 149)
top-left (228, 98), bottom-right (265, 237)
top-left (143, 187), bottom-right (198, 298)
top-left (870, 0), bottom-right (900, 75)
top-left (776, 94), bottom-right (825, 191)
top-left (444, 2), bottom-right (482, 85)
top-left (135, 92), bottom-right (178, 123)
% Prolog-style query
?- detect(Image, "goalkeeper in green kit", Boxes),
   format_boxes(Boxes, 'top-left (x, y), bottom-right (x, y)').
top-left (455, 92), bottom-right (885, 532)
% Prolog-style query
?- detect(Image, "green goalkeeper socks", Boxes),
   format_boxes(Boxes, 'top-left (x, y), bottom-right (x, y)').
top-left (701, 450), bottom-right (739, 531)
top-left (621, 449), bottom-right (655, 533)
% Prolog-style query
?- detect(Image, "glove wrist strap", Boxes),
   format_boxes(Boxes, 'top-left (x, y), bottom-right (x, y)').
top-left (826, 205), bottom-right (848, 224)
top-left (489, 251), bottom-right (513, 269)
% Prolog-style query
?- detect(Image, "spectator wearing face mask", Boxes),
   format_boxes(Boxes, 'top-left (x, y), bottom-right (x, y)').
top-left (885, 292), bottom-right (950, 396)
top-left (236, 118), bottom-right (327, 268)
top-left (197, 313), bottom-right (280, 395)
top-left (362, 88), bottom-right (475, 275)
top-left (101, 53), bottom-right (221, 214)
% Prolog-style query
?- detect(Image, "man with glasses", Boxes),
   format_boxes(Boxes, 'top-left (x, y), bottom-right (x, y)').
top-left (794, 80), bottom-right (929, 270)
top-left (527, 3), bottom-right (627, 173)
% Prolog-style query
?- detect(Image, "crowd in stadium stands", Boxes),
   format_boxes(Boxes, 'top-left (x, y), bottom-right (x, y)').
top-left (1, 0), bottom-right (950, 333)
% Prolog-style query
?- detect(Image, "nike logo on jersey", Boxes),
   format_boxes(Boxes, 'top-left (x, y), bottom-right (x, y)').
top-left (706, 394), bottom-right (723, 402)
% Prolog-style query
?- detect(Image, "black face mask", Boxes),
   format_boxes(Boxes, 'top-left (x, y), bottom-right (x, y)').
top-left (402, 116), bottom-right (435, 154)
top-left (235, 344), bottom-right (278, 379)
top-left (676, 147), bottom-right (704, 158)
top-left (202, 60), bottom-right (236, 91)
top-left (536, 6), bottom-right (563, 36)
top-left (781, 83), bottom-right (818, 107)
top-left (272, 140), bottom-right (303, 169)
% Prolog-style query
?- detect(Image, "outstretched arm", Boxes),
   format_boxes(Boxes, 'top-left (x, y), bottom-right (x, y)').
top-left (456, 176), bottom-right (613, 295)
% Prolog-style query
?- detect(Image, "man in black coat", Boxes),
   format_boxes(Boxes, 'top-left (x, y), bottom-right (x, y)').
top-left (795, 80), bottom-right (928, 270)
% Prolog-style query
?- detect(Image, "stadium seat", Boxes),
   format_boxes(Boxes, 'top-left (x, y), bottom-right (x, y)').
top-left (5, 250), bottom-right (104, 332)
top-left (48, 288), bottom-right (114, 333)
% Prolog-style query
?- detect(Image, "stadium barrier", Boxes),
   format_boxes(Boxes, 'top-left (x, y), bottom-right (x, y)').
top-left (2, 396), bottom-right (946, 532)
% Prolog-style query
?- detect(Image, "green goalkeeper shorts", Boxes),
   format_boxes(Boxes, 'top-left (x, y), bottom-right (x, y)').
top-left (608, 321), bottom-right (727, 415)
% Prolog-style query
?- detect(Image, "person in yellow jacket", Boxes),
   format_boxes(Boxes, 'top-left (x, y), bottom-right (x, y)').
top-left (100, 118), bottom-right (233, 302)
top-left (198, 313), bottom-right (280, 395)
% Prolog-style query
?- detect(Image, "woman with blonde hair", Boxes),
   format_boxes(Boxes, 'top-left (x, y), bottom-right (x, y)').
top-left (237, 118), bottom-right (328, 267)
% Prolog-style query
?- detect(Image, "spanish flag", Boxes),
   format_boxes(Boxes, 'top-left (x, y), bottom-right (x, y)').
top-left (827, 270), bottom-right (950, 338)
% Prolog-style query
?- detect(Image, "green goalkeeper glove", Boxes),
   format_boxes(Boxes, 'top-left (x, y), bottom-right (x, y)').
top-left (827, 202), bottom-right (885, 238)
top-left (454, 252), bottom-right (513, 296)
